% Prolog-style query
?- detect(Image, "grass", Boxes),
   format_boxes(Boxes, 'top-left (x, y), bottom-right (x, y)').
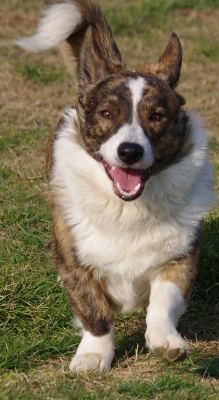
top-left (104, 0), bottom-right (219, 36)
top-left (16, 62), bottom-right (68, 84)
top-left (0, 0), bottom-right (218, 398)
top-left (197, 36), bottom-right (219, 62)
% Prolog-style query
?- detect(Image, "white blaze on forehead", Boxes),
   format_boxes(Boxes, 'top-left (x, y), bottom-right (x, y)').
top-left (127, 77), bottom-right (146, 119)
top-left (100, 78), bottom-right (153, 168)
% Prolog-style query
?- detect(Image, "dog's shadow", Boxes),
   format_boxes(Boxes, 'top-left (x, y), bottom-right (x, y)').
top-left (114, 216), bottom-right (219, 377)
top-left (113, 295), bottom-right (218, 379)
top-left (114, 312), bottom-right (147, 362)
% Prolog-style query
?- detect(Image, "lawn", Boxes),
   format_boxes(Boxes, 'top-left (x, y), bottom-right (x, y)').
top-left (0, 0), bottom-right (218, 399)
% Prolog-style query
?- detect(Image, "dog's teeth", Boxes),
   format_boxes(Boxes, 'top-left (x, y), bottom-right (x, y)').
top-left (112, 166), bottom-right (116, 171)
top-left (135, 183), bottom-right (141, 191)
top-left (116, 182), bottom-right (141, 198)
top-left (116, 182), bottom-right (127, 196)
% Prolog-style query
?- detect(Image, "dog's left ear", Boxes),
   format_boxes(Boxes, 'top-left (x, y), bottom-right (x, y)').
top-left (140, 33), bottom-right (182, 88)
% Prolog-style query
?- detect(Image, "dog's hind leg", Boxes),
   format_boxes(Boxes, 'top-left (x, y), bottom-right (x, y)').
top-left (145, 252), bottom-right (198, 362)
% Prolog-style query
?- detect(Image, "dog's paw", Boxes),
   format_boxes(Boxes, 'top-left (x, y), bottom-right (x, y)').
top-left (69, 326), bottom-right (114, 372)
top-left (146, 331), bottom-right (189, 362)
top-left (69, 352), bottom-right (112, 372)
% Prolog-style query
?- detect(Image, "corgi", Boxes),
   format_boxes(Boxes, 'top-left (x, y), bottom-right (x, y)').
top-left (15, 0), bottom-right (215, 372)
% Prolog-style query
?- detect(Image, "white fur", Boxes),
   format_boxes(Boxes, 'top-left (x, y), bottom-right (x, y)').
top-left (51, 108), bottom-right (215, 313)
top-left (69, 326), bottom-right (114, 372)
top-left (99, 121), bottom-right (154, 168)
top-left (128, 77), bottom-right (146, 119)
top-left (145, 280), bottom-right (188, 355)
top-left (14, 3), bottom-right (82, 52)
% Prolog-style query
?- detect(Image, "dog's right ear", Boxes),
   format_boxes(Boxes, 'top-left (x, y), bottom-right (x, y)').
top-left (57, 1), bottom-right (126, 88)
top-left (64, 1), bottom-right (126, 88)
top-left (78, 25), bottom-right (125, 88)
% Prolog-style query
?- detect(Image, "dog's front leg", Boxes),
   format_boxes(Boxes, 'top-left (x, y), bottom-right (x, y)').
top-left (52, 232), bottom-right (114, 372)
top-left (64, 267), bottom-right (114, 372)
top-left (145, 254), bottom-right (197, 362)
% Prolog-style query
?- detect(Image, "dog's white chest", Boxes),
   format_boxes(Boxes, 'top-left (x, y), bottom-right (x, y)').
top-left (71, 196), bottom-right (191, 277)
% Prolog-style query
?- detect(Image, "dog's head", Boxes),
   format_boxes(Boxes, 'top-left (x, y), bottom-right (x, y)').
top-left (75, 29), bottom-right (190, 201)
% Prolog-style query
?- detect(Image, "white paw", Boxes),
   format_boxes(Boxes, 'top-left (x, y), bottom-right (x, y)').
top-left (69, 327), bottom-right (114, 372)
top-left (69, 352), bottom-right (112, 372)
top-left (146, 330), bottom-right (189, 362)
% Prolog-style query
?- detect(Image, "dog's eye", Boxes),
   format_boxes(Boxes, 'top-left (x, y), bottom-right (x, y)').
top-left (100, 110), bottom-right (111, 119)
top-left (150, 113), bottom-right (164, 122)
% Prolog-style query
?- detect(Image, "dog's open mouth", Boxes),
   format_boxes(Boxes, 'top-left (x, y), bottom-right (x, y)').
top-left (103, 160), bottom-right (151, 201)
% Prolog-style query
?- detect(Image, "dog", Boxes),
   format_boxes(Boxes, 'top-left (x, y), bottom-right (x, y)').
top-left (15, 0), bottom-right (215, 372)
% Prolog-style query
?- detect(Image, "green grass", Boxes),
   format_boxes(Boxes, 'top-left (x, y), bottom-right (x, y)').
top-left (104, 0), bottom-right (219, 36)
top-left (117, 376), bottom-right (213, 399)
top-left (0, 129), bottom-right (78, 372)
top-left (0, 0), bottom-right (218, 398)
top-left (197, 36), bottom-right (219, 62)
top-left (197, 213), bottom-right (219, 302)
top-left (16, 62), bottom-right (67, 84)
top-left (0, 367), bottom-right (217, 400)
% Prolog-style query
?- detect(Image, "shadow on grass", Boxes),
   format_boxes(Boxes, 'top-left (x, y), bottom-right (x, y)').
top-left (179, 215), bottom-right (219, 342)
top-left (114, 311), bottom-right (218, 380)
top-left (114, 312), bottom-right (147, 363)
top-left (114, 215), bottom-right (219, 372)
top-left (195, 356), bottom-right (219, 379)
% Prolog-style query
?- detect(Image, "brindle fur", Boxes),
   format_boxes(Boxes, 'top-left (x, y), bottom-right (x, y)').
top-left (51, 206), bottom-right (113, 335)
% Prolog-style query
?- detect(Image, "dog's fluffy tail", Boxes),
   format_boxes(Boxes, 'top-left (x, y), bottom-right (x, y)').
top-left (14, 2), bottom-right (84, 52)
top-left (15, 0), bottom-right (125, 83)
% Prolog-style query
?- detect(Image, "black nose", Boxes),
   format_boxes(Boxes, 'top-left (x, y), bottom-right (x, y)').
top-left (118, 142), bottom-right (144, 164)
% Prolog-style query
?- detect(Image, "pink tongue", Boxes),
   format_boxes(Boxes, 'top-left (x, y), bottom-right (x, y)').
top-left (111, 167), bottom-right (142, 192)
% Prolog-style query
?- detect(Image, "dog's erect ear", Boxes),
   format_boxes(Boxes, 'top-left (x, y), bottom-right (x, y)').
top-left (140, 33), bottom-right (182, 88)
top-left (62, 1), bottom-right (126, 88)
top-left (78, 25), bottom-right (125, 87)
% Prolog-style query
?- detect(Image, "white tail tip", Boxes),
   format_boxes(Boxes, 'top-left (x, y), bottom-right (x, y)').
top-left (15, 3), bottom-right (82, 52)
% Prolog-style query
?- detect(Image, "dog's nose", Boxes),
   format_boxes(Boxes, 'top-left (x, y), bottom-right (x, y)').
top-left (118, 142), bottom-right (144, 164)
